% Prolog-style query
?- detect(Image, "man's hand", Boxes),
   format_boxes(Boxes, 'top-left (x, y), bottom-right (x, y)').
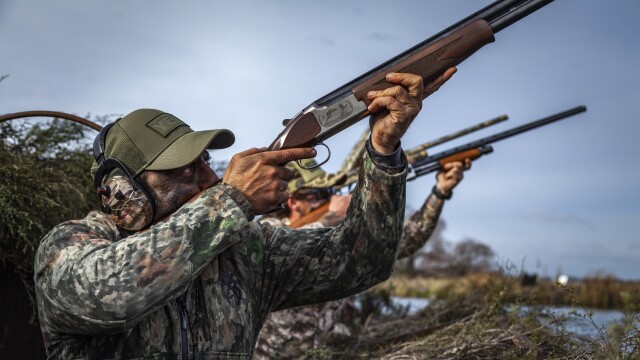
top-left (223, 147), bottom-right (316, 214)
top-left (367, 68), bottom-right (457, 154)
top-left (436, 158), bottom-right (471, 196)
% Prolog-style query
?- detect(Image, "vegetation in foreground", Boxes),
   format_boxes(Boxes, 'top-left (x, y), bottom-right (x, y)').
top-left (312, 273), bottom-right (640, 359)
top-left (0, 115), bottom-right (105, 322)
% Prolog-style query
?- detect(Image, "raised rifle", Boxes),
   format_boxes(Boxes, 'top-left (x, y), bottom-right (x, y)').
top-left (268, 0), bottom-right (557, 168)
top-left (407, 106), bottom-right (587, 181)
top-left (291, 115), bottom-right (511, 228)
top-left (289, 201), bottom-right (331, 229)
top-left (338, 115), bottom-right (509, 191)
top-left (406, 115), bottom-right (508, 164)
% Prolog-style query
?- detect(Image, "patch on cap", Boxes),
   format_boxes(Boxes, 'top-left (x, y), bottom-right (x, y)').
top-left (146, 113), bottom-right (186, 137)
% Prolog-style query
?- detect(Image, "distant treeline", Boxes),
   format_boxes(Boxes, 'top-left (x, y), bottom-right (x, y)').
top-left (379, 272), bottom-right (640, 311)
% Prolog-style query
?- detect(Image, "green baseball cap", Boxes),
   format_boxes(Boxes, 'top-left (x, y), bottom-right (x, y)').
top-left (286, 159), bottom-right (347, 194)
top-left (92, 109), bottom-right (235, 180)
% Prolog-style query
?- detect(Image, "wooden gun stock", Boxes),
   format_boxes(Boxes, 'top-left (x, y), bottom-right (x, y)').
top-left (409, 146), bottom-right (494, 180)
top-left (438, 148), bottom-right (488, 167)
top-left (269, 20), bottom-right (495, 151)
top-left (269, 0), bottom-right (559, 153)
top-left (289, 201), bottom-right (331, 229)
top-left (352, 20), bottom-right (494, 103)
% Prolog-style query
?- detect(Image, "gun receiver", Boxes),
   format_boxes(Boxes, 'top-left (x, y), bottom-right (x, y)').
top-left (407, 105), bottom-right (587, 181)
top-left (268, 0), bottom-right (556, 166)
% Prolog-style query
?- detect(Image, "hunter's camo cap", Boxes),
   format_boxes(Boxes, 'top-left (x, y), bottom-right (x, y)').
top-left (286, 159), bottom-right (347, 194)
top-left (91, 109), bottom-right (235, 179)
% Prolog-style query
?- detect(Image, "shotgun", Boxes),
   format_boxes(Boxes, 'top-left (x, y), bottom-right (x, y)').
top-left (289, 201), bottom-right (331, 229)
top-left (338, 115), bottom-right (510, 191)
top-left (405, 115), bottom-right (507, 164)
top-left (268, 0), bottom-right (557, 168)
top-left (407, 106), bottom-right (587, 181)
top-left (291, 115), bottom-right (511, 228)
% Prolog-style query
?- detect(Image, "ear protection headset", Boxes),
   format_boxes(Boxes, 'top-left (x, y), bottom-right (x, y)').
top-left (93, 121), bottom-right (156, 231)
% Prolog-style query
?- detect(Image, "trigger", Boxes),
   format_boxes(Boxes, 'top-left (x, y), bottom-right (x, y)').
top-left (297, 142), bottom-right (331, 170)
top-left (282, 119), bottom-right (292, 126)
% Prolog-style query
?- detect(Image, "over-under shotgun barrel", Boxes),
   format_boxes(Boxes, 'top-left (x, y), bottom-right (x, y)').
top-left (269, 0), bottom-right (556, 152)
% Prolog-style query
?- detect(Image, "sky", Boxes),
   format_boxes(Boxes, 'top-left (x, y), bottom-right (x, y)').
top-left (1, 0), bottom-right (638, 279)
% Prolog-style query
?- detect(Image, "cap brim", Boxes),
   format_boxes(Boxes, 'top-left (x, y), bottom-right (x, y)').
top-left (304, 171), bottom-right (348, 189)
top-left (145, 129), bottom-right (234, 171)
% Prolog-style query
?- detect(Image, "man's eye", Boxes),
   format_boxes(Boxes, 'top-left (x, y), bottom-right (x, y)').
top-left (182, 164), bottom-right (196, 177)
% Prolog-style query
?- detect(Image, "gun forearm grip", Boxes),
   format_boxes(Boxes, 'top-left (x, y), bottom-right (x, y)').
top-left (438, 148), bottom-right (484, 167)
top-left (289, 201), bottom-right (331, 229)
top-left (352, 20), bottom-right (495, 102)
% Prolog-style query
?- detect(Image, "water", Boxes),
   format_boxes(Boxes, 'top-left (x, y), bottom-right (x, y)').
top-left (390, 296), bottom-right (636, 339)
top-left (388, 296), bottom-right (430, 315)
top-left (530, 305), bottom-right (634, 339)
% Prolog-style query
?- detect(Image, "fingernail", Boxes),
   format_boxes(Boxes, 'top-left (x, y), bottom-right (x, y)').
top-left (311, 149), bottom-right (317, 156)
top-left (386, 73), bottom-right (397, 80)
top-left (367, 91), bottom-right (375, 98)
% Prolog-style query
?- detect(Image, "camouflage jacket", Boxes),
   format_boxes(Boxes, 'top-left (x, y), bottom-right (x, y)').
top-left (254, 191), bottom-right (446, 358)
top-left (34, 150), bottom-right (406, 360)
top-left (396, 191), bottom-right (445, 260)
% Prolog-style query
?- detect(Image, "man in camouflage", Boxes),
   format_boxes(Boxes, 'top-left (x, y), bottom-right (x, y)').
top-left (255, 156), bottom-right (470, 358)
top-left (33, 69), bottom-right (457, 359)
top-left (258, 159), bottom-right (351, 229)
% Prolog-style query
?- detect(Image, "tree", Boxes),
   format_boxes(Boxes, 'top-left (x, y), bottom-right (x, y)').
top-left (0, 116), bottom-right (102, 321)
top-left (450, 238), bottom-right (495, 275)
top-left (408, 220), bottom-right (496, 276)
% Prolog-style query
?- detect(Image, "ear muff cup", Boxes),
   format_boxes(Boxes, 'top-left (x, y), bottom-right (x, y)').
top-left (100, 175), bottom-right (155, 231)
top-left (92, 122), bottom-right (156, 231)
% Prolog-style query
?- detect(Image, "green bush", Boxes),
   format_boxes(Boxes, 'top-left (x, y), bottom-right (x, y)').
top-left (0, 118), bottom-right (100, 317)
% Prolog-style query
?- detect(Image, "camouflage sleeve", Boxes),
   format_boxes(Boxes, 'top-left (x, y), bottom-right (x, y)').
top-left (396, 192), bottom-right (444, 259)
top-left (260, 149), bottom-right (406, 312)
top-left (34, 183), bottom-right (251, 335)
top-left (315, 210), bottom-right (344, 228)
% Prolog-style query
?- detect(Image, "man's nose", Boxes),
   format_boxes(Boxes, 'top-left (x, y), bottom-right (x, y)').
top-left (200, 164), bottom-right (219, 191)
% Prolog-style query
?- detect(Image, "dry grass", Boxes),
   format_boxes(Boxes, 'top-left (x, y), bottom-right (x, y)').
top-left (319, 273), bottom-right (640, 359)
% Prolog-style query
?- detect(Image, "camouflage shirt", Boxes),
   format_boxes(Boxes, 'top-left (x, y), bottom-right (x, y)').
top-left (34, 150), bottom-right (406, 359)
top-left (254, 191), bottom-right (446, 358)
top-left (396, 191), bottom-right (445, 260)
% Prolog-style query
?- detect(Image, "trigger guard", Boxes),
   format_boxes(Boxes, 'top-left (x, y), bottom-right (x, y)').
top-left (297, 142), bottom-right (330, 170)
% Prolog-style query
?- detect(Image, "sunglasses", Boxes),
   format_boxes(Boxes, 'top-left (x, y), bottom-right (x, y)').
top-left (293, 188), bottom-right (333, 202)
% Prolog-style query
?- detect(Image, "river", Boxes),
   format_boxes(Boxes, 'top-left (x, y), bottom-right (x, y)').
top-left (390, 296), bottom-right (637, 339)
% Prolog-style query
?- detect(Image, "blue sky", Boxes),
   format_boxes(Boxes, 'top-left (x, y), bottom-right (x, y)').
top-left (1, 1), bottom-right (638, 279)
